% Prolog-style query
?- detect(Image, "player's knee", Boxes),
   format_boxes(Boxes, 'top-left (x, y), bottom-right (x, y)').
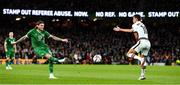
top-left (126, 53), bottom-right (130, 57)
top-left (140, 55), bottom-right (145, 58)
top-left (127, 51), bottom-right (131, 55)
top-left (127, 53), bottom-right (133, 58)
top-left (49, 60), bottom-right (53, 64)
top-left (48, 58), bottom-right (53, 63)
top-left (45, 54), bottom-right (52, 59)
top-left (6, 58), bottom-right (10, 61)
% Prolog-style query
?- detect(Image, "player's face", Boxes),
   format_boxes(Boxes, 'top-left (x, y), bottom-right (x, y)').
top-left (9, 32), bottom-right (13, 37)
top-left (132, 17), bottom-right (137, 23)
top-left (37, 23), bottom-right (44, 31)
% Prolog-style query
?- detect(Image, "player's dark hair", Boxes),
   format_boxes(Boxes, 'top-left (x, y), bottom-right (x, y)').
top-left (36, 20), bottom-right (44, 25)
top-left (35, 20), bottom-right (44, 28)
top-left (133, 14), bottom-right (142, 21)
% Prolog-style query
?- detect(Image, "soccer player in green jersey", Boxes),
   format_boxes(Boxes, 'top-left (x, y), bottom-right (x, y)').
top-left (4, 32), bottom-right (17, 70)
top-left (12, 21), bottom-right (68, 79)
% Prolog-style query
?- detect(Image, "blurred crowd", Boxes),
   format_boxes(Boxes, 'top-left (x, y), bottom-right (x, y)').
top-left (0, 18), bottom-right (180, 65)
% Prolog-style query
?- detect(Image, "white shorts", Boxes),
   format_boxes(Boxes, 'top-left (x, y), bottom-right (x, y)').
top-left (131, 39), bottom-right (151, 56)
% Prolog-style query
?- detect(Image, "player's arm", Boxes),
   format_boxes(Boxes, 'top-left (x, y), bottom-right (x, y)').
top-left (133, 32), bottom-right (139, 42)
top-left (4, 41), bottom-right (7, 52)
top-left (13, 35), bottom-right (28, 44)
top-left (113, 26), bottom-right (133, 33)
top-left (13, 44), bottom-right (17, 53)
top-left (49, 35), bottom-right (68, 43)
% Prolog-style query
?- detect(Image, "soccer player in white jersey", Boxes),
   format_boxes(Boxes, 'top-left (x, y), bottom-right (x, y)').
top-left (113, 14), bottom-right (151, 80)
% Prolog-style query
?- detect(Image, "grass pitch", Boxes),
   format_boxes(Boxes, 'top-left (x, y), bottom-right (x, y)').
top-left (0, 64), bottom-right (179, 85)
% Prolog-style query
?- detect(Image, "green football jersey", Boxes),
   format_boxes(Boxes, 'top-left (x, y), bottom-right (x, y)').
top-left (5, 37), bottom-right (16, 51)
top-left (27, 28), bottom-right (50, 49)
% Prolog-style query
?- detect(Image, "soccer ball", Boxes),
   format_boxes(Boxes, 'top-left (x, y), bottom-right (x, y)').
top-left (93, 54), bottom-right (102, 63)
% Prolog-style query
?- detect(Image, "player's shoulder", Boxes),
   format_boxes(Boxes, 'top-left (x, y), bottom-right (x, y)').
top-left (42, 29), bottom-right (48, 32)
top-left (30, 28), bottom-right (36, 31)
top-left (43, 30), bottom-right (50, 34)
top-left (5, 38), bottom-right (9, 41)
top-left (132, 23), bottom-right (139, 29)
top-left (133, 22), bottom-right (143, 27)
top-left (132, 23), bottom-right (136, 28)
top-left (27, 28), bottom-right (36, 33)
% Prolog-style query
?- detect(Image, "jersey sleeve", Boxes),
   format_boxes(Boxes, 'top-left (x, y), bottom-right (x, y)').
top-left (26, 30), bottom-right (33, 38)
top-left (5, 38), bottom-right (8, 43)
top-left (132, 24), bottom-right (138, 32)
top-left (44, 31), bottom-right (51, 38)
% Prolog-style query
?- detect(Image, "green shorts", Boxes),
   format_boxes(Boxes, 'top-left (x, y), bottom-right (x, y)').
top-left (6, 51), bottom-right (15, 58)
top-left (34, 47), bottom-right (52, 58)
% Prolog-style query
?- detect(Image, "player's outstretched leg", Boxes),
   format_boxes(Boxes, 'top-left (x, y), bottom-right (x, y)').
top-left (49, 56), bottom-right (65, 63)
top-left (127, 49), bottom-right (141, 61)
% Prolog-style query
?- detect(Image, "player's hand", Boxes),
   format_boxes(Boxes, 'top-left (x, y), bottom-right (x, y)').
top-left (113, 26), bottom-right (121, 31)
top-left (61, 39), bottom-right (68, 43)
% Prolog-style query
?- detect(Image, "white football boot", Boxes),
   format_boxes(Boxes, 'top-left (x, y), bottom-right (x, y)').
top-left (49, 73), bottom-right (58, 79)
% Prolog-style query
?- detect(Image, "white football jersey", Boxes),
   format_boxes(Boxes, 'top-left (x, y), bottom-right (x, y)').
top-left (132, 21), bottom-right (148, 39)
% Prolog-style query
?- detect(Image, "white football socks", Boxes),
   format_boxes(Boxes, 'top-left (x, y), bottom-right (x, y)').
top-left (141, 68), bottom-right (146, 77)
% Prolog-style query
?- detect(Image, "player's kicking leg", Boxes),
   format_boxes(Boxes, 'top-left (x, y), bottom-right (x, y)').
top-left (45, 53), bottom-right (66, 79)
top-left (127, 49), bottom-right (142, 63)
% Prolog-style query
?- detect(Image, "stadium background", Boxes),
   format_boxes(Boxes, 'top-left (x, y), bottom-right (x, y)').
top-left (0, 0), bottom-right (180, 65)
